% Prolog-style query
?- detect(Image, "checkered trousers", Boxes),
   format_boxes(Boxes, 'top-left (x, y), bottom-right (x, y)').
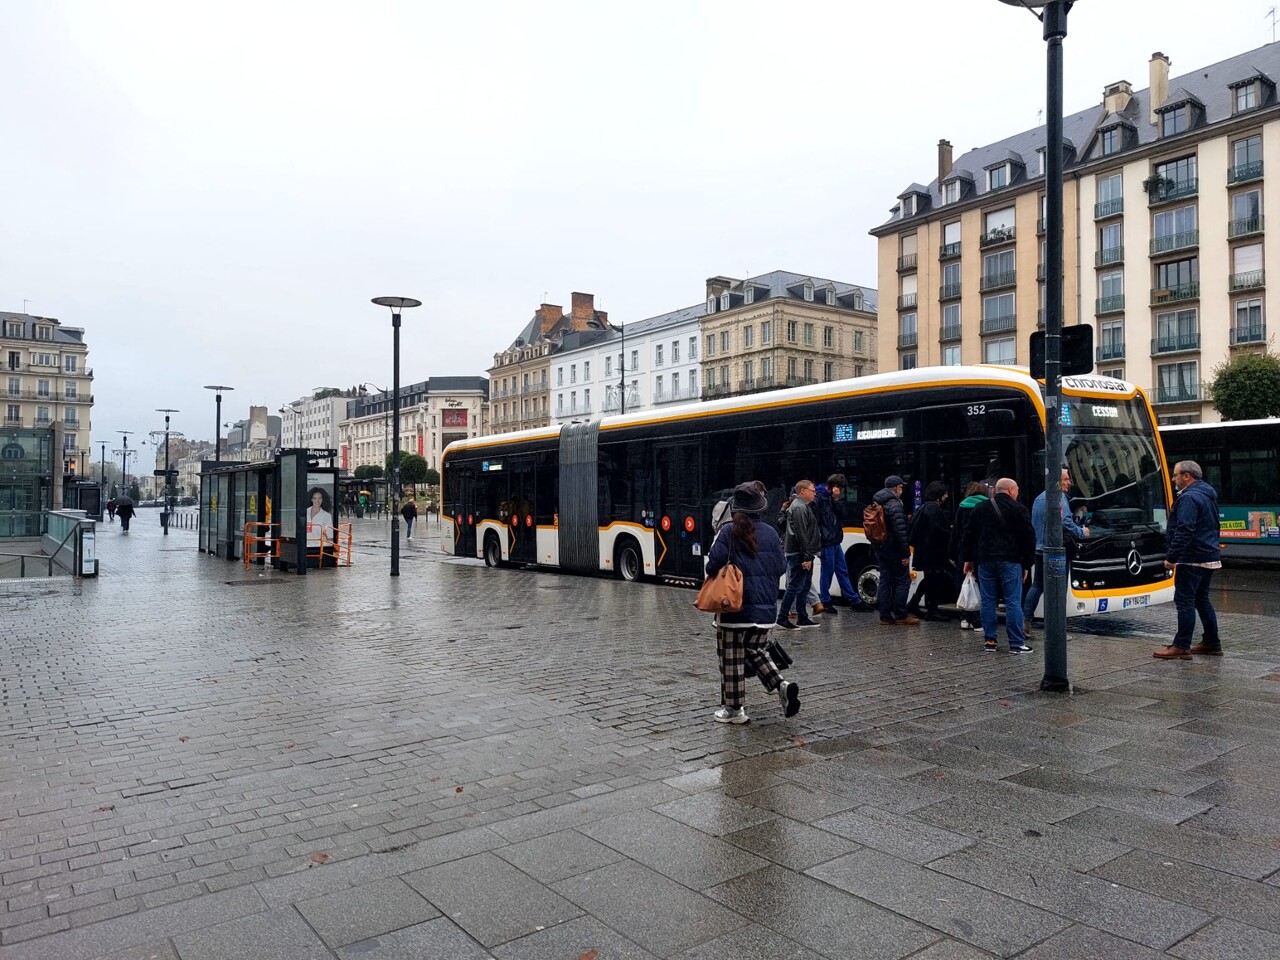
top-left (717, 624), bottom-right (782, 709)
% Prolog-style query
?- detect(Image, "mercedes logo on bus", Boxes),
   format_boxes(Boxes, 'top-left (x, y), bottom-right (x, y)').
top-left (1126, 548), bottom-right (1143, 576)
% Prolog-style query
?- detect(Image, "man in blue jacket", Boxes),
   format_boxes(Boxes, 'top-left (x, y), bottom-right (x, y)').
top-left (1154, 460), bottom-right (1222, 660)
top-left (1023, 467), bottom-right (1090, 625)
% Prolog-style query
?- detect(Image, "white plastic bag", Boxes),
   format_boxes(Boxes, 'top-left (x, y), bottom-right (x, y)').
top-left (957, 573), bottom-right (981, 612)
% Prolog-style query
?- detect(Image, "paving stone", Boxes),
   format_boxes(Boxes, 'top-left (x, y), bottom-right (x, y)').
top-left (900, 767), bottom-right (1095, 825)
top-left (734, 782), bottom-right (861, 822)
top-left (722, 816), bottom-right (861, 871)
top-left (883, 736), bottom-right (1035, 781)
top-left (767, 766), bottom-right (946, 816)
top-left (928, 841), bottom-right (1210, 950)
top-left (806, 848), bottom-right (1071, 958)
top-left (491, 915), bottom-right (658, 960)
top-left (1168, 918), bottom-right (1280, 959)
top-left (551, 860), bottom-right (747, 957)
top-left (812, 806), bottom-right (975, 864)
top-left (295, 877), bottom-right (439, 949)
top-left (652, 791), bottom-right (778, 837)
top-left (401, 851), bottom-right (580, 947)
top-left (704, 864), bottom-right (939, 959)
top-left (335, 917), bottom-right (494, 959)
top-left (491, 830), bottom-right (624, 884)
top-left (86, 942), bottom-right (180, 960)
top-left (170, 909), bottom-right (331, 960)
top-left (901, 941), bottom-right (998, 959)
top-left (1011, 924), bottom-right (1166, 959)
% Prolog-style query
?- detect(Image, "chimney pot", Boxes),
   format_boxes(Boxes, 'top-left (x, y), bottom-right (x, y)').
top-left (1149, 52), bottom-right (1171, 125)
top-left (938, 139), bottom-right (954, 186)
top-left (570, 291), bottom-right (595, 325)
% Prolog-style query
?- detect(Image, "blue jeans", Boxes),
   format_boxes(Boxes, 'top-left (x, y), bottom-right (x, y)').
top-left (819, 543), bottom-right (858, 605)
top-left (1172, 565), bottom-right (1219, 650)
top-left (403, 517), bottom-right (415, 538)
top-left (978, 560), bottom-right (1026, 647)
top-left (1023, 553), bottom-right (1044, 619)
top-left (876, 554), bottom-right (910, 620)
top-left (778, 553), bottom-right (813, 620)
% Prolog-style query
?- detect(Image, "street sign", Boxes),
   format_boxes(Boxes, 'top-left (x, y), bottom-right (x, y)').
top-left (153, 469), bottom-right (179, 478)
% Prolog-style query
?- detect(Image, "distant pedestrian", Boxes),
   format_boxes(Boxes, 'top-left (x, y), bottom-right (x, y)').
top-left (1154, 460), bottom-right (1222, 660)
top-left (906, 481), bottom-right (954, 621)
top-left (401, 498), bottom-right (418, 540)
top-left (777, 480), bottom-right (821, 631)
top-left (963, 478), bottom-right (1036, 653)
top-left (1023, 468), bottom-right (1090, 626)
top-left (106, 498), bottom-right (117, 522)
top-left (704, 481), bottom-right (797, 724)
top-left (950, 480), bottom-right (990, 631)
top-left (815, 474), bottom-right (866, 614)
top-left (116, 499), bottom-right (135, 533)
top-left (872, 475), bottom-right (918, 625)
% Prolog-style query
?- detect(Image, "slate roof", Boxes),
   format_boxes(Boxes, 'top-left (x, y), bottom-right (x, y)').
top-left (877, 40), bottom-right (1280, 230)
top-left (0, 312), bottom-right (87, 345)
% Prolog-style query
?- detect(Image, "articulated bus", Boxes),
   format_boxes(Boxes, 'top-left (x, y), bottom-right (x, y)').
top-left (442, 367), bottom-right (1175, 616)
top-left (1159, 417), bottom-right (1280, 560)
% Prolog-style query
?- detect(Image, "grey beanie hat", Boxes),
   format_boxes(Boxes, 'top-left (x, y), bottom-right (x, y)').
top-left (884, 475), bottom-right (905, 488)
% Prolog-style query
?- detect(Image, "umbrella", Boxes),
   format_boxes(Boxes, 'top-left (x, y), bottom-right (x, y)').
top-left (116, 495), bottom-right (135, 507)
top-left (359, 489), bottom-right (371, 496)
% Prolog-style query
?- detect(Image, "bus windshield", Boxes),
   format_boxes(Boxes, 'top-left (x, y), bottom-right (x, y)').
top-left (1060, 397), bottom-right (1167, 535)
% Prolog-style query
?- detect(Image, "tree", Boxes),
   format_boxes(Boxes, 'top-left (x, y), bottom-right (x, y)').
top-left (354, 464), bottom-right (383, 480)
top-left (387, 452), bottom-right (428, 484)
top-left (422, 467), bottom-right (440, 487)
top-left (1209, 352), bottom-right (1280, 421)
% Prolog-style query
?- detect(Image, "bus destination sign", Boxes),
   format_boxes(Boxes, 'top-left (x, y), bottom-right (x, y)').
top-left (833, 418), bottom-right (902, 443)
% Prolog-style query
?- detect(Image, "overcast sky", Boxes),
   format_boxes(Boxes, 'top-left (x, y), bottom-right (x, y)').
top-left (3, 0), bottom-right (1274, 448)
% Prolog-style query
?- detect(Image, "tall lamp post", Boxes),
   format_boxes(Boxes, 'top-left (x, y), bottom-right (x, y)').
top-left (98, 441), bottom-right (108, 502)
top-left (203, 385), bottom-right (235, 462)
top-left (999, 0), bottom-right (1073, 692)
top-left (371, 297), bottom-right (422, 578)
top-left (155, 408), bottom-right (180, 535)
top-left (117, 430), bottom-right (134, 497)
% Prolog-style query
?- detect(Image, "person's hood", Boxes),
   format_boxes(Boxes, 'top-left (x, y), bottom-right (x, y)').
top-left (873, 487), bottom-right (900, 506)
top-left (1179, 480), bottom-right (1219, 508)
top-left (815, 485), bottom-right (832, 501)
top-left (959, 494), bottom-right (988, 508)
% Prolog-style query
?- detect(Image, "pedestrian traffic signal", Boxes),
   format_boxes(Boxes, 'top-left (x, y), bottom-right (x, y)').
top-left (1030, 325), bottom-right (1094, 379)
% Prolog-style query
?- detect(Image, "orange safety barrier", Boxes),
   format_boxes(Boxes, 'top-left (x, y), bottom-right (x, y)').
top-left (317, 522), bottom-right (354, 566)
top-left (244, 522), bottom-right (281, 569)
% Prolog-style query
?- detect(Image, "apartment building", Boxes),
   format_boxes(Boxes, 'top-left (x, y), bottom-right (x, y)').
top-left (489, 293), bottom-right (609, 434)
top-left (699, 271), bottom-right (879, 399)
top-left (872, 43), bottom-right (1280, 424)
top-left (280, 390), bottom-right (357, 456)
top-left (338, 376), bottom-right (488, 472)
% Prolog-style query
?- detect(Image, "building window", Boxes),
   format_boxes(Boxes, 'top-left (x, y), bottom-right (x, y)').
top-left (1155, 155), bottom-right (1197, 191)
top-left (982, 248), bottom-right (1015, 281)
top-left (6, 377), bottom-right (17, 396)
top-left (1099, 221), bottom-right (1122, 258)
top-left (707, 296), bottom-right (716, 314)
top-left (1234, 297), bottom-right (1264, 342)
top-left (557, 368), bottom-right (564, 386)
top-left (942, 180), bottom-right (960, 204)
top-left (63, 409), bottom-right (77, 425)
top-left (37, 379), bottom-right (50, 398)
top-left (1157, 360), bottom-right (1199, 402)
top-left (853, 330), bottom-right (864, 354)
top-left (583, 360), bottom-right (590, 379)
top-left (671, 340), bottom-right (679, 363)
top-left (982, 292), bottom-right (1016, 330)
top-left (743, 325), bottom-right (754, 348)
top-left (744, 286), bottom-right (755, 305)
top-left (803, 359), bottom-right (814, 380)
top-left (823, 361), bottom-right (833, 381)
top-left (1231, 188), bottom-right (1262, 232)
top-left (605, 356), bottom-right (612, 376)
top-left (899, 312), bottom-right (917, 344)
top-left (743, 360), bottom-right (753, 383)
top-left (35, 326), bottom-right (52, 340)
top-left (943, 345), bottom-right (961, 365)
top-left (988, 164), bottom-right (1009, 190)
top-left (984, 206), bottom-right (1015, 237)
top-left (1232, 135), bottom-right (1263, 176)
top-left (942, 220), bottom-right (961, 251)
top-left (901, 195), bottom-right (915, 217)
top-left (631, 349), bottom-right (639, 371)
top-left (983, 337), bottom-right (1015, 364)
top-left (1235, 82), bottom-right (1259, 113)
top-left (825, 289), bottom-right (835, 306)
top-left (570, 364), bottom-right (577, 384)
top-left (761, 357), bottom-right (773, 381)
top-left (36, 405), bottom-right (50, 423)
top-left (719, 366), bottom-right (729, 386)
top-left (854, 364), bottom-right (864, 377)
top-left (900, 353), bottom-right (917, 370)
top-left (942, 301), bottom-right (961, 332)
top-left (1100, 318), bottom-right (1124, 356)
top-left (1161, 106), bottom-right (1188, 137)
top-left (654, 375), bottom-right (662, 399)
top-left (63, 432), bottom-right (76, 451)
top-left (803, 284), bottom-right (814, 302)
top-left (786, 320), bottom-right (798, 343)
top-left (1156, 257), bottom-right (1199, 292)
top-left (655, 344), bottom-right (663, 367)
top-left (1098, 173), bottom-right (1122, 206)
top-left (1152, 204), bottom-right (1197, 249)
top-left (761, 320), bottom-right (772, 344)
top-left (671, 371), bottom-right (680, 394)
top-left (1098, 269), bottom-right (1124, 305)
top-left (1155, 308), bottom-right (1198, 350)
top-left (688, 336), bottom-right (697, 360)
top-left (1100, 127), bottom-right (1119, 156)
top-left (719, 332), bottom-right (729, 353)
top-left (720, 293), bottom-right (730, 311)
top-left (35, 353), bottom-right (54, 366)
top-left (822, 325), bottom-right (834, 348)
top-left (803, 323), bottom-right (814, 346)
top-left (706, 334), bottom-right (715, 357)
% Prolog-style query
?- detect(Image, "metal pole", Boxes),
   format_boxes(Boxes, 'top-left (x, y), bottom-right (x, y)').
top-left (164, 415), bottom-right (171, 535)
top-left (100, 442), bottom-right (107, 501)
top-left (215, 393), bottom-right (222, 462)
top-left (391, 311), bottom-right (401, 577)
top-left (619, 323), bottom-right (626, 415)
top-left (1040, 0), bottom-right (1071, 692)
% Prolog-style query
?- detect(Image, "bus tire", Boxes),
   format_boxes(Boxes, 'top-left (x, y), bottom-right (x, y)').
top-left (615, 538), bottom-right (643, 582)
top-left (483, 532), bottom-right (505, 568)
top-left (849, 546), bottom-right (879, 607)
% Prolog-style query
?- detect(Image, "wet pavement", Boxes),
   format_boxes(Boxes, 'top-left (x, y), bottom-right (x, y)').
top-left (3, 511), bottom-right (1280, 959)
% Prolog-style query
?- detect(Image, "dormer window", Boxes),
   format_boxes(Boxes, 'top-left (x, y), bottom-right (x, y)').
top-left (719, 293), bottom-right (730, 311)
top-left (1101, 127), bottom-right (1119, 156)
top-left (1235, 81), bottom-right (1259, 113)
top-left (35, 326), bottom-right (52, 340)
top-left (707, 295), bottom-right (716, 314)
top-left (988, 164), bottom-right (1009, 191)
top-left (1161, 105), bottom-right (1188, 137)
top-left (803, 284), bottom-right (814, 302)
top-left (942, 180), bottom-right (960, 204)
top-left (4, 321), bottom-right (20, 337)
top-left (1037, 149), bottom-right (1045, 175)
top-left (825, 289), bottom-right (835, 306)
top-left (744, 287), bottom-right (754, 304)
top-left (901, 195), bottom-right (915, 217)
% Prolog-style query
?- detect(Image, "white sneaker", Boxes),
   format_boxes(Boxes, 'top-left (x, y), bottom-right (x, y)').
top-left (777, 680), bottom-right (800, 718)
top-left (713, 706), bottom-right (749, 724)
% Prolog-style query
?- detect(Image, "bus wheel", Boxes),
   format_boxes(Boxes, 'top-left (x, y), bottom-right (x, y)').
top-left (849, 547), bottom-right (879, 607)
top-left (615, 538), bottom-right (643, 582)
top-left (483, 532), bottom-right (505, 568)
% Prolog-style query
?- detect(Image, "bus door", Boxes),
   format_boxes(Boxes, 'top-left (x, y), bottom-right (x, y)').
top-left (924, 435), bottom-right (1027, 504)
top-left (654, 442), bottom-right (704, 580)
top-left (506, 457), bottom-right (537, 565)
top-left (454, 465), bottom-right (478, 557)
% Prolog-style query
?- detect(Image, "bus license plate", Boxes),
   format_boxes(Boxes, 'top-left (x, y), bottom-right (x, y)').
top-left (1122, 595), bottom-right (1150, 608)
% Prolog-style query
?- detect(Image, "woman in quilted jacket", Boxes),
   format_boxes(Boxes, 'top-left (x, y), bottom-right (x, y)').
top-left (703, 481), bottom-right (796, 724)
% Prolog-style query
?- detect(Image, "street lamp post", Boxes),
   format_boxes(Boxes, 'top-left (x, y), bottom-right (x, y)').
top-left (203, 385), bottom-right (235, 462)
top-left (117, 430), bottom-right (134, 497)
top-left (155, 408), bottom-right (179, 535)
top-left (371, 297), bottom-right (422, 578)
top-left (999, 0), bottom-right (1073, 692)
top-left (98, 441), bottom-right (108, 503)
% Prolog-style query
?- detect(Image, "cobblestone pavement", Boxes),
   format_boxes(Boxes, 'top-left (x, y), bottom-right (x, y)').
top-left (3, 511), bottom-right (1280, 959)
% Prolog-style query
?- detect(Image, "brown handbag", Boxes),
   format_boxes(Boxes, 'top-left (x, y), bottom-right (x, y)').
top-left (695, 533), bottom-right (743, 613)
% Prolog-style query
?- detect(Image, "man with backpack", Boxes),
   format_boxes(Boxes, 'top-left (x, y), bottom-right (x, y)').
top-left (815, 474), bottom-right (866, 614)
top-left (869, 475), bottom-right (918, 625)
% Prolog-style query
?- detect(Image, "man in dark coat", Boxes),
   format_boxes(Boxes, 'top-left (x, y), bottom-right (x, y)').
top-left (1154, 460), bottom-right (1222, 660)
top-left (873, 475), bottom-right (917, 625)
top-left (963, 477), bottom-right (1036, 653)
top-left (906, 481), bottom-right (954, 620)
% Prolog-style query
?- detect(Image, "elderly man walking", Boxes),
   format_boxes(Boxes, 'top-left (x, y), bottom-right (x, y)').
top-left (777, 479), bottom-right (821, 631)
top-left (1154, 460), bottom-right (1223, 660)
top-left (963, 477), bottom-right (1036, 653)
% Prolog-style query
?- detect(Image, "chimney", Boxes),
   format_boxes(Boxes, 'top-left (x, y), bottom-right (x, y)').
top-left (1103, 80), bottom-right (1132, 114)
top-left (536, 302), bottom-right (563, 336)
top-left (938, 139), bottom-right (953, 184)
top-left (705, 275), bottom-right (739, 299)
top-left (1149, 52), bottom-right (1170, 124)
top-left (570, 291), bottom-right (595, 327)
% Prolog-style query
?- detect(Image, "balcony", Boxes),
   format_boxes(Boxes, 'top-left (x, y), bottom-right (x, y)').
top-left (897, 332), bottom-right (918, 349)
top-left (1037, 263), bottom-right (1046, 281)
top-left (1152, 332), bottom-right (1201, 355)
top-left (1094, 197), bottom-right (1124, 219)
top-left (1230, 323), bottom-right (1267, 346)
top-left (732, 378), bottom-right (777, 396)
top-left (939, 324), bottom-right (963, 343)
top-left (654, 385), bottom-right (701, 404)
top-left (1230, 270), bottom-right (1266, 292)
top-left (897, 253), bottom-right (918, 272)
top-left (2, 416), bottom-right (21, 426)
top-left (1097, 342), bottom-right (1126, 362)
top-left (939, 282), bottom-right (962, 300)
top-left (783, 375), bottom-right (819, 388)
top-left (979, 226), bottom-right (1016, 248)
top-left (979, 271), bottom-right (1016, 292)
top-left (1150, 230), bottom-right (1199, 256)
top-left (1096, 246), bottom-right (1124, 266)
top-left (1146, 177), bottom-right (1198, 205)
top-left (897, 293), bottom-right (918, 310)
top-left (34, 416), bottom-right (51, 425)
top-left (1037, 218), bottom-right (1046, 235)
top-left (1229, 215), bottom-right (1264, 238)
top-left (981, 314), bottom-right (1017, 335)
top-left (1096, 295), bottom-right (1125, 315)
top-left (1154, 381), bottom-right (1203, 404)
top-left (1151, 283), bottom-right (1199, 305)
top-left (702, 382), bottom-right (733, 399)
top-left (939, 241), bottom-right (962, 260)
top-left (1228, 159), bottom-right (1264, 184)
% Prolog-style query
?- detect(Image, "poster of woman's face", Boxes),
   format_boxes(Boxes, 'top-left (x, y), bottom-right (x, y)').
top-left (305, 474), bottom-right (336, 546)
